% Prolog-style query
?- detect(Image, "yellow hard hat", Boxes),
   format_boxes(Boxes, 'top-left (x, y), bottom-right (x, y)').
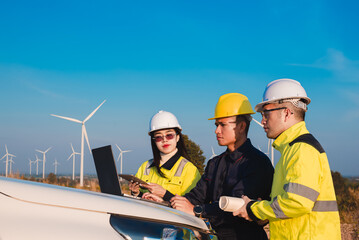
top-left (208, 93), bottom-right (255, 120)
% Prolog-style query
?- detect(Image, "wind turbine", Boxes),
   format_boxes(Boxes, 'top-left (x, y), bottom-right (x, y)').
top-left (0, 145), bottom-right (16, 177)
top-left (36, 147), bottom-right (51, 179)
top-left (34, 154), bottom-right (41, 175)
top-left (67, 143), bottom-right (80, 180)
top-left (8, 156), bottom-right (15, 175)
top-left (210, 146), bottom-right (217, 159)
top-left (252, 118), bottom-right (274, 165)
top-left (115, 144), bottom-right (132, 174)
top-left (28, 158), bottom-right (34, 175)
top-left (53, 159), bottom-right (60, 175)
top-left (51, 100), bottom-right (106, 186)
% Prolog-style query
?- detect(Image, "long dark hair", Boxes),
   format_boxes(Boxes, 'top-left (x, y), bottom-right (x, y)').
top-left (150, 128), bottom-right (190, 178)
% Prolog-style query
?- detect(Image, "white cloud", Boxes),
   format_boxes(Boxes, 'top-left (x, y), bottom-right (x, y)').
top-left (289, 49), bottom-right (359, 122)
top-left (289, 48), bottom-right (359, 83)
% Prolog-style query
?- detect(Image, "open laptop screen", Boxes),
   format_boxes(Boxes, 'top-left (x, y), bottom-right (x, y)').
top-left (92, 145), bottom-right (122, 196)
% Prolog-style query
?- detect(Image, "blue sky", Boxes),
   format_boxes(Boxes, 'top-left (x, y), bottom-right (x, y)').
top-left (0, 0), bottom-right (358, 176)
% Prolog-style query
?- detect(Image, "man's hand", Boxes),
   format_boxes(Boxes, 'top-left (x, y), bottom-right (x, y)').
top-left (143, 183), bottom-right (166, 198)
top-left (170, 195), bottom-right (195, 216)
top-left (233, 195), bottom-right (252, 221)
top-left (142, 192), bottom-right (164, 203)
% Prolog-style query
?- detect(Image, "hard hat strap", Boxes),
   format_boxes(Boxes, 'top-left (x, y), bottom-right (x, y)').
top-left (279, 99), bottom-right (307, 111)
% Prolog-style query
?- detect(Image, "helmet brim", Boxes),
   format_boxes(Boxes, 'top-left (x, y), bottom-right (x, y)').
top-left (208, 111), bottom-right (255, 120)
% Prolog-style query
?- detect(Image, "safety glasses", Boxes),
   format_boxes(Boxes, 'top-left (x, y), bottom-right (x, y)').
top-left (152, 133), bottom-right (176, 142)
top-left (260, 107), bottom-right (287, 120)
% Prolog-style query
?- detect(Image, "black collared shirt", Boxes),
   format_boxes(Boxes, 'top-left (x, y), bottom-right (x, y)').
top-left (149, 150), bottom-right (181, 170)
top-left (185, 138), bottom-right (274, 240)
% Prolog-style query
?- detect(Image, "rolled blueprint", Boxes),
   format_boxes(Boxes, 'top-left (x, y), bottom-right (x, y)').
top-left (219, 196), bottom-right (245, 212)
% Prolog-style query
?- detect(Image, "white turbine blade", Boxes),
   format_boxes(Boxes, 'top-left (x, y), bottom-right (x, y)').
top-left (83, 125), bottom-right (92, 153)
top-left (83, 100), bottom-right (106, 123)
top-left (117, 153), bottom-right (121, 162)
top-left (9, 154), bottom-right (15, 157)
top-left (67, 153), bottom-right (74, 161)
top-left (211, 146), bottom-right (216, 155)
top-left (36, 149), bottom-right (44, 153)
top-left (252, 118), bottom-right (263, 127)
top-left (115, 144), bottom-right (122, 152)
top-left (0, 155), bottom-right (6, 161)
top-left (51, 114), bottom-right (82, 124)
top-left (123, 150), bottom-right (132, 153)
top-left (5, 144), bottom-right (8, 154)
top-left (70, 143), bottom-right (75, 153)
top-left (45, 147), bottom-right (52, 153)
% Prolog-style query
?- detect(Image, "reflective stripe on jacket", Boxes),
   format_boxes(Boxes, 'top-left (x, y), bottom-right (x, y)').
top-left (135, 154), bottom-right (201, 198)
top-left (249, 121), bottom-right (341, 240)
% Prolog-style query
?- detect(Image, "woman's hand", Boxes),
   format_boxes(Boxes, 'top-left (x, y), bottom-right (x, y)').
top-left (142, 192), bottom-right (164, 203)
top-left (143, 183), bottom-right (166, 198)
top-left (128, 181), bottom-right (140, 196)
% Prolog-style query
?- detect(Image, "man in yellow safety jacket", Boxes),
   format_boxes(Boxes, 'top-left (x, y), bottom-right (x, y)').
top-left (234, 79), bottom-right (341, 239)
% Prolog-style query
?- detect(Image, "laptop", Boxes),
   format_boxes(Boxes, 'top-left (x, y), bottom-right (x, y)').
top-left (92, 145), bottom-right (123, 196)
top-left (92, 145), bottom-right (171, 207)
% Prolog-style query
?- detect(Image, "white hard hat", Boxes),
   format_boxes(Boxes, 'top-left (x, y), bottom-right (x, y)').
top-left (148, 110), bottom-right (182, 135)
top-left (255, 79), bottom-right (311, 112)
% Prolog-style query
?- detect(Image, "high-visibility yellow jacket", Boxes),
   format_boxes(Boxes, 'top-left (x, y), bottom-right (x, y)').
top-left (248, 121), bottom-right (341, 240)
top-left (135, 152), bottom-right (201, 201)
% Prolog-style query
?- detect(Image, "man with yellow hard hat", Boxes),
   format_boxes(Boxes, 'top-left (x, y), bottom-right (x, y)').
top-left (170, 93), bottom-right (274, 240)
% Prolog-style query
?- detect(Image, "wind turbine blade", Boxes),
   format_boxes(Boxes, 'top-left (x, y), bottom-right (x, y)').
top-left (123, 150), bottom-right (132, 153)
top-left (45, 147), bottom-right (52, 153)
top-left (9, 154), bottom-right (16, 157)
top-left (51, 114), bottom-right (82, 124)
top-left (67, 153), bottom-right (74, 161)
top-left (252, 118), bottom-right (263, 127)
top-left (115, 144), bottom-right (122, 152)
top-left (84, 100), bottom-right (106, 123)
top-left (0, 155), bottom-right (6, 161)
top-left (70, 143), bottom-right (75, 153)
top-left (36, 149), bottom-right (44, 153)
top-left (83, 125), bottom-right (92, 153)
top-left (5, 144), bottom-right (8, 154)
top-left (117, 153), bottom-right (121, 162)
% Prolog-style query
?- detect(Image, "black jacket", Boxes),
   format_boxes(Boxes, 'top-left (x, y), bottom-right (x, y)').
top-left (185, 139), bottom-right (274, 240)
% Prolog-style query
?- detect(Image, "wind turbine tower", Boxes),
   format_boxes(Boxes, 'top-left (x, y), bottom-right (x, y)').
top-left (53, 159), bottom-right (60, 175)
top-left (51, 100), bottom-right (106, 186)
top-left (0, 145), bottom-right (16, 177)
top-left (115, 144), bottom-right (132, 174)
top-left (36, 147), bottom-right (52, 179)
top-left (28, 158), bottom-right (34, 175)
top-left (67, 143), bottom-right (80, 180)
top-left (35, 154), bottom-right (41, 175)
top-left (8, 156), bottom-right (15, 175)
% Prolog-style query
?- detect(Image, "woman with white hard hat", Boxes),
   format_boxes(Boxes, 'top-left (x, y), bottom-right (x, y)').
top-left (129, 110), bottom-right (201, 201)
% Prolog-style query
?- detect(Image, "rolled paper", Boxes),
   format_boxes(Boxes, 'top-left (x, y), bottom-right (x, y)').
top-left (219, 196), bottom-right (245, 212)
